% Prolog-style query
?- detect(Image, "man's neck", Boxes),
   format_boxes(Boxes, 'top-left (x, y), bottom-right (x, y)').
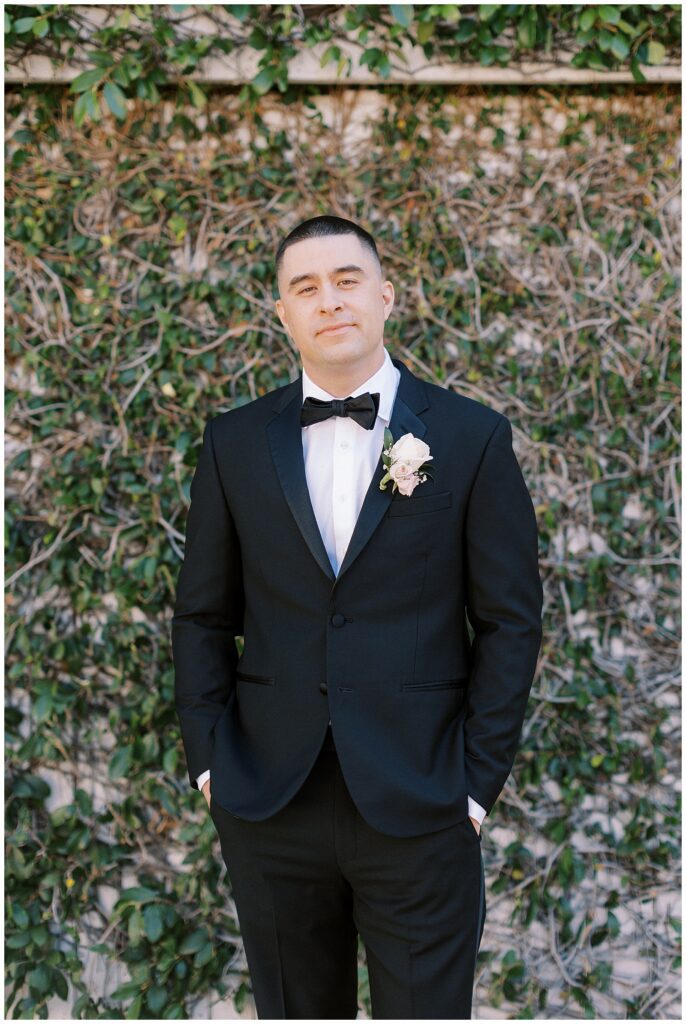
top-left (303, 350), bottom-right (386, 399)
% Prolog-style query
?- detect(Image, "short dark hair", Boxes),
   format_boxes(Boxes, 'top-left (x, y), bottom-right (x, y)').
top-left (275, 215), bottom-right (381, 284)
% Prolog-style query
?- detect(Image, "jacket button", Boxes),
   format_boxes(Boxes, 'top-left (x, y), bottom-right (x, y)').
top-left (331, 612), bottom-right (346, 627)
top-left (319, 682), bottom-right (328, 694)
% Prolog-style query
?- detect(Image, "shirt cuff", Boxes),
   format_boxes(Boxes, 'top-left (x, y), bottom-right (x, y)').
top-left (468, 796), bottom-right (487, 824)
top-left (196, 769), bottom-right (211, 792)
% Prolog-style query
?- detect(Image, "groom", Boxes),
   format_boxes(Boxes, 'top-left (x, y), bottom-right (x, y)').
top-left (172, 215), bottom-right (543, 1019)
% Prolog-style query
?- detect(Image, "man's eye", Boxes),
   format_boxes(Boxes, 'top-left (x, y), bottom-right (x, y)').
top-left (299, 280), bottom-right (357, 294)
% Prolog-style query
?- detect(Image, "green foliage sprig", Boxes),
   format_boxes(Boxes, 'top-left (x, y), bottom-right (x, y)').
top-left (4, 3), bottom-right (682, 124)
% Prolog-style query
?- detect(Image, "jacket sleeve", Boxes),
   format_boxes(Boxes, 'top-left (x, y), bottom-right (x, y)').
top-left (463, 414), bottom-right (543, 814)
top-left (171, 417), bottom-right (244, 789)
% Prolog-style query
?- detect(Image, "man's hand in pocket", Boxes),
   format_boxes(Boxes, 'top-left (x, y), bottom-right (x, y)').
top-left (202, 779), bottom-right (211, 809)
top-left (469, 815), bottom-right (481, 837)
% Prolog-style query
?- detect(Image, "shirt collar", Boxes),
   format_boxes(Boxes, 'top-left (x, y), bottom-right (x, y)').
top-left (301, 347), bottom-right (398, 423)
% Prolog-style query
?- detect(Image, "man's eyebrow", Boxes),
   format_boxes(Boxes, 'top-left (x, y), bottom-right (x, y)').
top-left (287, 265), bottom-right (367, 290)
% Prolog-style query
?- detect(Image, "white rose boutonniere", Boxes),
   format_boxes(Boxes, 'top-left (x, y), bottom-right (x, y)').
top-left (379, 428), bottom-right (435, 496)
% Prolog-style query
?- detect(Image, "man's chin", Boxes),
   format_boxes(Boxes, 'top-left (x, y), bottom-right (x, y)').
top-left (316, 341), bottom-right (364, 361)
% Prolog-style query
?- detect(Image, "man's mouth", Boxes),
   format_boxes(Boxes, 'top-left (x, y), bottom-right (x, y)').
top-left (319, 323), bottom-right (355, 335)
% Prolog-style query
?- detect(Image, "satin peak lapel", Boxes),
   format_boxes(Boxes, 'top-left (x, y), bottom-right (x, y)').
top-left (266, 358), bottom-right (430, 586)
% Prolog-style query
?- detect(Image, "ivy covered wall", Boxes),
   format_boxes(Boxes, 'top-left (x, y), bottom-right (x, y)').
top-left (5, 76), bottom-right (681, 1019)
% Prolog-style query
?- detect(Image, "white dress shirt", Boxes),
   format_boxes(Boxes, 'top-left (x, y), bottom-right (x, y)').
top-left (196, 347), bottom-right (487, 825)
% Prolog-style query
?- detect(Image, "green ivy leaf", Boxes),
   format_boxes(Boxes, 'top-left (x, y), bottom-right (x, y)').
top-left (113, 9), bottom-right (132, 30)
top-left (11, 903), bottom-right (29, 929)
top-left (13, 775), bottom-right (50, 800)
top-left (12, 17), bottom-right (37, 34)
top-left (585, 49), bottom-right (608, 71)
top-left (52, 969), bottom-right (68, 1001)
top-left (360, 47), bottom-right (384, 71)
top-left (28, 964), bottom-right (51, 993)
top-left (617, 18), bottom-right (638, 36)
top-left (439, 4), bottom-right (461, 22)
top-left (609, 34), bottom-right (630, 60)
top-left (598, 5), bottom-right (621, 24)
top-left (103, 81), bottom-right (128, 120)
top-left (598, 28), bottom-right (616, 52)
top-left (70, 68), bottom-right (107, 94)
top-left (416, 19), bottom-right (435, 45)
top-left (376, 52), bottom-right (392, 78)
top-left (33, 693), bottom-right (53, 721)
top-left (607, 910), bottom-right (620, 937)
top-left (194, 941), bottom-right (214, 967)
top-left (168, 215), bottom-right (187, 241)
top-left (127, 994), bottom-right (143, 1018)
top-left (454, 19), bottom-right (476, 42)
top-left (251, 66), bottom-right (277, 94)
top-left (143, 904), bottom-right (164, 942)
top-left (518, 8), bottom-right (537, 48)
top-left (187, 80), bottom-right (206, 109)
top-left (579, 9), bottom-right (597, 32)
top-left (128, 909), bottom-right (144, 946)
top-left (108, 745), bottom-right (132, 779)
top-left (116, 886), bottom-right (160, 906)
top-left (647, 40), bottom-right (666, 64)
top-left (146, 985), bottom-right (168, 1013)
top-left (390, 4), bottom-right (413, 29)
top-left (85, 88), bottom-right (101, 122)
top-left (109, 981), bottom-right (142, 1001)
top-left (228, 5), bottom-right (251, 21)
top-left (247, 25), bottom-right (269, 50)
top-left (319, 45), bottom-right (340, 68)
top-left (30, 923), bottom-right (49, 945)
top-left (179, 928), bottom-right (209, 955)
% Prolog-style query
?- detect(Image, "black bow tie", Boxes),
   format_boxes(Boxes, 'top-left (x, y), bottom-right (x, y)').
top-left (300, 391), bottom-right (380, 431)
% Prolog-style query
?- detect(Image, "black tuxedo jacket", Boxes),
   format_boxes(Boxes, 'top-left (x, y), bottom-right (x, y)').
top-left (172, 357), bottom-right (543, 837)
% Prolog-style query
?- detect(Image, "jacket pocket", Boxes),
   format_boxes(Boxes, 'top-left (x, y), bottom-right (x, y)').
top-left (401, 677), bottom-right (467, 692)
top-left (386, 489), bottom-right (453, 517)
top-left (460, 815), bottom-right (482, 842)
top-left (236, 669), bottom-right (275, 685)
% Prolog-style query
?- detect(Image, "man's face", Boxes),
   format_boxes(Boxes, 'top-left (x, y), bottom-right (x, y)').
top-left (274, 233), bottom-right (394, 376)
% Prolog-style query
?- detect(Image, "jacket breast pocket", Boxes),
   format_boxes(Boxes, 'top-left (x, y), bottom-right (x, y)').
top-left (386, 489), bottom-right (453, 517)
top-left (401, 677), bottom-right (467, 692)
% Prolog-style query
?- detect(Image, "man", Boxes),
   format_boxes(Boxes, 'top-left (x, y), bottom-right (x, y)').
top-left (172, 215), bottom-right (543, 1019)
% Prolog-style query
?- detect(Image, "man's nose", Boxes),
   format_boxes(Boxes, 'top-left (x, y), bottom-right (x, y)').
top-left (319, 286), bottom-right (343, 313)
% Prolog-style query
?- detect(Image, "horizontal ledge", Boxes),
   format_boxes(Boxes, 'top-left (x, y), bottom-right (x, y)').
top-left (5, 55), bottom-right (681, 87)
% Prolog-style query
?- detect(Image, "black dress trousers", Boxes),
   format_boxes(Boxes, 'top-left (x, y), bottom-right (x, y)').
top-left (209, 726), bottom-right (486, 1020)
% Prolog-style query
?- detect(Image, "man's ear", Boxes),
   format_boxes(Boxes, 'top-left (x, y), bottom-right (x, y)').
top-left (274, 298), bottom-right (290, 335)
top-left (382, 279), bottom-right (395, 321)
